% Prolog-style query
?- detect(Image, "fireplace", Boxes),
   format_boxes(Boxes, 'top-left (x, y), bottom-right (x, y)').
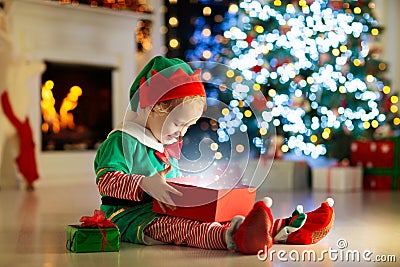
top-left (41, 62), bottom-right (113, 151)
top-left (5, 0), bottom-right (164, 178)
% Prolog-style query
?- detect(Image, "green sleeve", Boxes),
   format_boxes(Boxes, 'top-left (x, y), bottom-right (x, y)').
top-left (94, 131), bottom-right (136, 181)
top-left (94, 131), bottom-right (181, 182)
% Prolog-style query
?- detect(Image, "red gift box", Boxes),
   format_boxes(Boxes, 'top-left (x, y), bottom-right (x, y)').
top-left (350, 140), bottom-right (394, 168)
top-left (152, 178), bottom-right (256, 222)
top-left (350, 138), bottom-right (400, 190)
top-left (363, 175), bottom-right (400, 191)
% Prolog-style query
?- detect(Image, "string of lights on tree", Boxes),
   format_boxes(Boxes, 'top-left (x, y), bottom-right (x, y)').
top-left (171, 0), bottom-right (400, 159)
top-left (226, 0), bottom-right (400, 159)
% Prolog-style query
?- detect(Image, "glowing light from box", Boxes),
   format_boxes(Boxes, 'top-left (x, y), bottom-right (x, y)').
top-left (236, 144), bottom-right (244, 153)
top-left (202, 71), bottom-right (212, 81)
top-left (214, 152), bottom-right (222, 160)
top-left (210, 143), bottom-right (219, 151)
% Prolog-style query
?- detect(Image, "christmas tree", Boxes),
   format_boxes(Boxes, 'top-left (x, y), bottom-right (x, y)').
top-left (188, 0), bottom-right (399, 159)
top-left (185, 2), bottom-right (274, 159)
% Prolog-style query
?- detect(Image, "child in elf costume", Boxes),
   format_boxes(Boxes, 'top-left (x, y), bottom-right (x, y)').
top-left (94, 56), bottom-right (335, 255)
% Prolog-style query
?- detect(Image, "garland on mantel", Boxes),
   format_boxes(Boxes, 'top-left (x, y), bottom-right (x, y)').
top-left (51, 0), bottom-right (152, 13)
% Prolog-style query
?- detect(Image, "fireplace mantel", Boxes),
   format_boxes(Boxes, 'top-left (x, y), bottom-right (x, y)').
top-left (4, 0), bottom-right (164, 183)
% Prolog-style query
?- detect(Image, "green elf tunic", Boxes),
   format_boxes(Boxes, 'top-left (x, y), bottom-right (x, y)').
top-left (94, 120), bottom-right (180, 245)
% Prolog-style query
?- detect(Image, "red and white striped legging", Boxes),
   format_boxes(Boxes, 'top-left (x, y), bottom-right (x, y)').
top-left (143, 215), bottom-right (230, 250)
top-left (97, 171), bottom-right (230, 250)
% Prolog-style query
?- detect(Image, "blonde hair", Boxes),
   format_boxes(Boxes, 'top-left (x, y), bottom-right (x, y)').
top-left (152, 95), bottom-right (206, 115)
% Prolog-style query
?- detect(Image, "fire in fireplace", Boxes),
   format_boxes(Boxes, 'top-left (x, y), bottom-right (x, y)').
top-left (41, 62), bottom-right (113, 151)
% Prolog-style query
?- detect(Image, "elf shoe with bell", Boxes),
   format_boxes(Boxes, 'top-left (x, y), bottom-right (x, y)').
top-left (226, 197), bottom-right (274, 255)
top-left (271, 198), bottom-right (335, 245)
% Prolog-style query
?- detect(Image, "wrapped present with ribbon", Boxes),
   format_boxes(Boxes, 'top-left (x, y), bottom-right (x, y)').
top-left (312, 163), bottom-right (363, 192)
top-left (66, 210), bottom-right (120, 253)
top-left (242, 159), bottom-right (310, 191)
top-left (350, 137), bottom-right (400, 190)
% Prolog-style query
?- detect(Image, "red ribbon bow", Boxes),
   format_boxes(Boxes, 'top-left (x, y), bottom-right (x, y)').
top-left (79, 210), bottom-right (116, 228)
top-left (155, 139), bottom-right (183, 164)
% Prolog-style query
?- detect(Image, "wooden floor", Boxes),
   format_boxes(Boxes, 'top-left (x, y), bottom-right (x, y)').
top-left (0, 175), bottom-right (399, 267)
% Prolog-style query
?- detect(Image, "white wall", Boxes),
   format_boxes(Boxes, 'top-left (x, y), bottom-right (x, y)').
top-left (374, 0), bottom-right (400, 94)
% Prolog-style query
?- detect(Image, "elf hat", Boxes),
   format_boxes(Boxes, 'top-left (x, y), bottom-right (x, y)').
top-left (129, 56), bottom-right (206, 111)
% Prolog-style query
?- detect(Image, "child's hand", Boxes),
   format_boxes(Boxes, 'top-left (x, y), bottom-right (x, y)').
top-left (140, 165), bottom-right (183, 212)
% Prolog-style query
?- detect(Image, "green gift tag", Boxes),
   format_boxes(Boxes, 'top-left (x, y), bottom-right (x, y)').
top-left (66, 225), bottom-right (120, 253)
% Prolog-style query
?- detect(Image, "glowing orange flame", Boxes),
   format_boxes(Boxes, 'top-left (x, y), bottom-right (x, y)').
top-left (41, 81), bottom-right (82, 133)
top-left (60, 85), bottom-right (82, 129)
top-left (41, 80), bottom-right (60, 133)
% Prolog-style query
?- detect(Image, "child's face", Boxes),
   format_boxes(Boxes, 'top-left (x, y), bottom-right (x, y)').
top-left (147, 100), bottom-right (203, 144)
